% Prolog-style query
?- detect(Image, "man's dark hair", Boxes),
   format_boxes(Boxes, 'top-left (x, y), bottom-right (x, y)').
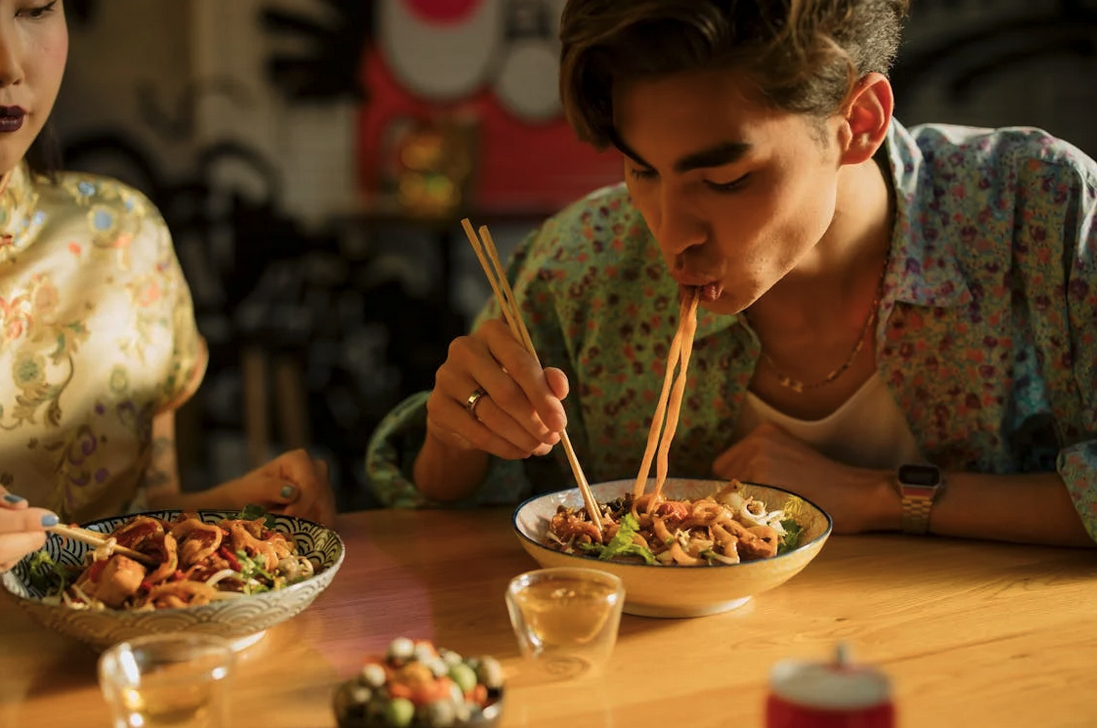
top-left (560, 0), bottom-right (910, 149)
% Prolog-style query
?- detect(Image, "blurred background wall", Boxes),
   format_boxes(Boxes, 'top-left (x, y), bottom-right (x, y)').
top-left (52, 0), bottom-right (1097, 510)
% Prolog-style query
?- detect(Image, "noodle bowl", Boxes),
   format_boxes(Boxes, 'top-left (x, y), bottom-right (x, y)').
top-left (2, 509), bottom-right (344, 651)
top-left (513, 478), bottom-right (832, 618)
top-left (38, 512), bottom-right (317, 611)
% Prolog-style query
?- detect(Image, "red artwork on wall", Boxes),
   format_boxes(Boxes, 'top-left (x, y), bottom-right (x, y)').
top-left (357, 0), bottom-right (623, 216)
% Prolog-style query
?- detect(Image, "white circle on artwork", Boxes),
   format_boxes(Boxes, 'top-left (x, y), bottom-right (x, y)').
top-left (379, 0), bottom-right (504, 101)
top-left (495, 41), bottom-right (561, 122)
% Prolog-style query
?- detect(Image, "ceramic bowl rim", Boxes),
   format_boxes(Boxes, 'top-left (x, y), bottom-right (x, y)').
top-left (2, 508), bottom-right (346, 613)
top-left (511, 478), bottom-right (833, 568)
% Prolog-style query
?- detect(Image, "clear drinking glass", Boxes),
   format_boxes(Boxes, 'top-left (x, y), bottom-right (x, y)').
top-left (505, 567), bottom-right (625, 681)
top-left (98, 633), bottom-right (235, 728)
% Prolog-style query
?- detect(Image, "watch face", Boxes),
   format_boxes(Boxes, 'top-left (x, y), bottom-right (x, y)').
top-left (898, 464), bottom-right (941, 486)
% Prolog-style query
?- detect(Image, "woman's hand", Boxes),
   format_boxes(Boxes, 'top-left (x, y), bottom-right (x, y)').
top-left (0, 487), bottom-right (58, 572)
top-left (425, 318), bottom-right (569, 460)
top-left (712, 422), bottom-right (898, 533)
top-left (199, 449), bottom-right (337, 525)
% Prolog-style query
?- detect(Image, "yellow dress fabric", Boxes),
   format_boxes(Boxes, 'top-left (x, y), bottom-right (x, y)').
top-left (0, 162), bottom-right (206, 523)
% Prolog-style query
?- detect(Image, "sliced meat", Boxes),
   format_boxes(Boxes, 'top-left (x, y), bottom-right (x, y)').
top-left (84, 555), bottom-right (147, 608)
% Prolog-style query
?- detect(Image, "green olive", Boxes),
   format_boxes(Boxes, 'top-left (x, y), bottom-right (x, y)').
top-left (384, 697), bottom-right (416, 727)
top-left (448, 662), bottom-right (477, 695)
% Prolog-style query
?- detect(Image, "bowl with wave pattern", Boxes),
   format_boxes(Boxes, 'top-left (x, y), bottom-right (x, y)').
top-left (513, 478), bottom-right (832, 618)
top-left (1, 510), bottom-right (344, 651)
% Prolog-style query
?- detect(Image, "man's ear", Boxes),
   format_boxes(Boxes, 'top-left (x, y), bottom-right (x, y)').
top-left (837, 73), bottom-right (894, 166)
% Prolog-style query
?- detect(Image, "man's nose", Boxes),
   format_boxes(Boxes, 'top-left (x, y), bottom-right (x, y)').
top-left (656, 188), bottom-right (707, 257)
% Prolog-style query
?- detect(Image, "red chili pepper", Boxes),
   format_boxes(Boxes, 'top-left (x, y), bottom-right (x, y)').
top-left (218, 546), bottom-right (241, 571)
top-left (140, 581), bottom-right (152, 592)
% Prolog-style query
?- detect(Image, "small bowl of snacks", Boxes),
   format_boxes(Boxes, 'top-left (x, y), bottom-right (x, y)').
top-left (333, 637), bottom-right (504, 728)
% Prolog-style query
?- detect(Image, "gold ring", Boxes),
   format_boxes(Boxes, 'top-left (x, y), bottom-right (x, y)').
top-left (465, 387), bottom-right (488, 418)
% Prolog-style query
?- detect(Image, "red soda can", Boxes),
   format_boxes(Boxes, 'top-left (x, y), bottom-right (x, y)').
top-left (765, 644), bottom-right (894, 728)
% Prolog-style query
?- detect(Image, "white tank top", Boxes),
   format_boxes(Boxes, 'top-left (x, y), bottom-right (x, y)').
top-left (734, 374), bottom-right (926, 470)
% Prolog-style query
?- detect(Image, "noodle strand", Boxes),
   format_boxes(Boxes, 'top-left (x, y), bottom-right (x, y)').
top-left (652, 293), bottom-right (700, 500)
top-left (632, 292), bottom-right (698, 498)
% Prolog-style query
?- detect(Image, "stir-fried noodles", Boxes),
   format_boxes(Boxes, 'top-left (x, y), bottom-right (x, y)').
top-left (30, 511), bottom-right (316, 610)
top-left (544, 290), bottom-right (804, 565)
top-left (546, 479), bottom-right (803, 565)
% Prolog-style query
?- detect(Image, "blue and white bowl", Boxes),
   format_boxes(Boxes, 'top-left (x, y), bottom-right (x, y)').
top-left (1, 510), bottom-right (345, 651)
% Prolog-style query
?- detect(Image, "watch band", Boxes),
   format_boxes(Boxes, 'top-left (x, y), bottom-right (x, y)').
top-left (899, 489), bottom-right (936, 535)
top-left (896, 464), bottom-right (943, 535)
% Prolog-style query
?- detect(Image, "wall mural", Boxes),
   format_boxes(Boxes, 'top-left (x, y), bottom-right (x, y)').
top-left (360, 0), bottom-right (622, 215)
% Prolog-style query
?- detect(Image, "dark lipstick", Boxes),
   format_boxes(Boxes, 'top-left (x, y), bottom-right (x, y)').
top-left (0, 107), bottom-right (25, 133)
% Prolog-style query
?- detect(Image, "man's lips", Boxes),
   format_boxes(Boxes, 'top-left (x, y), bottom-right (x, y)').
top-left (673, 274), bottom-right (725, 303)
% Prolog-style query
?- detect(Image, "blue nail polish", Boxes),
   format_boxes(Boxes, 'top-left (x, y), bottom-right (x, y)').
top-left (40, 514), bottom-right (59, 527)
top-left (2, 493), bottom-right (24, 505)
top-left (280, 484), bottom-right (296, 499)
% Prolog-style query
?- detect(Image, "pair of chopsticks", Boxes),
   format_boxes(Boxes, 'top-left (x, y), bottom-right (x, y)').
top-left (632, 288), bottom-right (700, 502)
top-left (47, 524), bottom-right (159, 567)
top-left (460, 219), bottom-right (604, 537)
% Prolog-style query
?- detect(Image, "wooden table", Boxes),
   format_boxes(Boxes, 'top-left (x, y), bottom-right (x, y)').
top-left (3, 508), bottom-right (1096, 728)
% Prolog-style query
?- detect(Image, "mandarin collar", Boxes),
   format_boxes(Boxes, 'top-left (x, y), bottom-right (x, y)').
top-left (0, 162), bottom-right (43, 258)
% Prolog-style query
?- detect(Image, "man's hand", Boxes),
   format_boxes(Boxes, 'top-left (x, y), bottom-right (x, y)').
top-left (712, 422), bottom-right (897, 533)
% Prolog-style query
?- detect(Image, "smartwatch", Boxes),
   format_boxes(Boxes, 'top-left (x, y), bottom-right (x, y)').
top-left (896, 463), bottom-right (944, 535)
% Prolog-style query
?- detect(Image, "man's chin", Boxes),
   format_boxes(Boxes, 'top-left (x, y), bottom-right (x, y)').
top-left (699, 295), bottom-right (746, 317)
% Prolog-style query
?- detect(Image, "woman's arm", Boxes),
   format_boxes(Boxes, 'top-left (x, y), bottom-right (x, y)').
top-left (141, 411), bottom-right (184, 508)
top-left (141, 411), bottom-right (228, 511)
top-left (144, 411), bottom-right (335, 523)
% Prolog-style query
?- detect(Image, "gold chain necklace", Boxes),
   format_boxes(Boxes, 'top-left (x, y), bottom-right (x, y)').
top-left (750, 251), bottom-right (890, 394)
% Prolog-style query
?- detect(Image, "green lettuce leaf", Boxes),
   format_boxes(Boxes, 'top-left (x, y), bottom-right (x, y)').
top-left (25, 549), bottom-right (75, 595)
top-left (234, 503), bottom-right (277, 529)
top-left (776, 517), bottom-right (804, 555)
top-left (579, 513), bottom-right (658, 565)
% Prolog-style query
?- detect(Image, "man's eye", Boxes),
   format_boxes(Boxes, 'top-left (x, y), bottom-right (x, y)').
top-left (629, 168), bottom-right (658, 181)
top-left (19, 1), bottom-right (58, 19)
top-left (704, 173), bottom-right (751, 193)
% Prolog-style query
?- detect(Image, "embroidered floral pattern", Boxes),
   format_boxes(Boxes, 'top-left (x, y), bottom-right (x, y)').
top-left (0, 164), bottom-right (206, 522)
top-left (366, 120), bottom-right (1097, 542)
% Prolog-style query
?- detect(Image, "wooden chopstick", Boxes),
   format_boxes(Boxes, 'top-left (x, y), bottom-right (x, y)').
top-left (632, 290), bottom-right (696, 500)
top-left (48, 524), bottom-right (159, 567)
top-left (649, 289), bottom-right (700, 501)
top-left (460, 219), bottom-right (604, 536)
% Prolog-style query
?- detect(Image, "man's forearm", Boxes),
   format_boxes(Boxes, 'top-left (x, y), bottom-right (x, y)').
top-left (412, 431), bottom-right (492, 502)
top-left (919, 471), bottom-right (1093, 547)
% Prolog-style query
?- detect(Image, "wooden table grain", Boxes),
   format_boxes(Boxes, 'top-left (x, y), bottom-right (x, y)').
top-left (2, 508), bottom-right (1096, 728)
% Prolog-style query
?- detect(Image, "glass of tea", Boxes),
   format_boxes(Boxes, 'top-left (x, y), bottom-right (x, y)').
top-left (98, 633), bottom-right (235, 728)
top-left (505, 567), bottom-right (625, 681)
